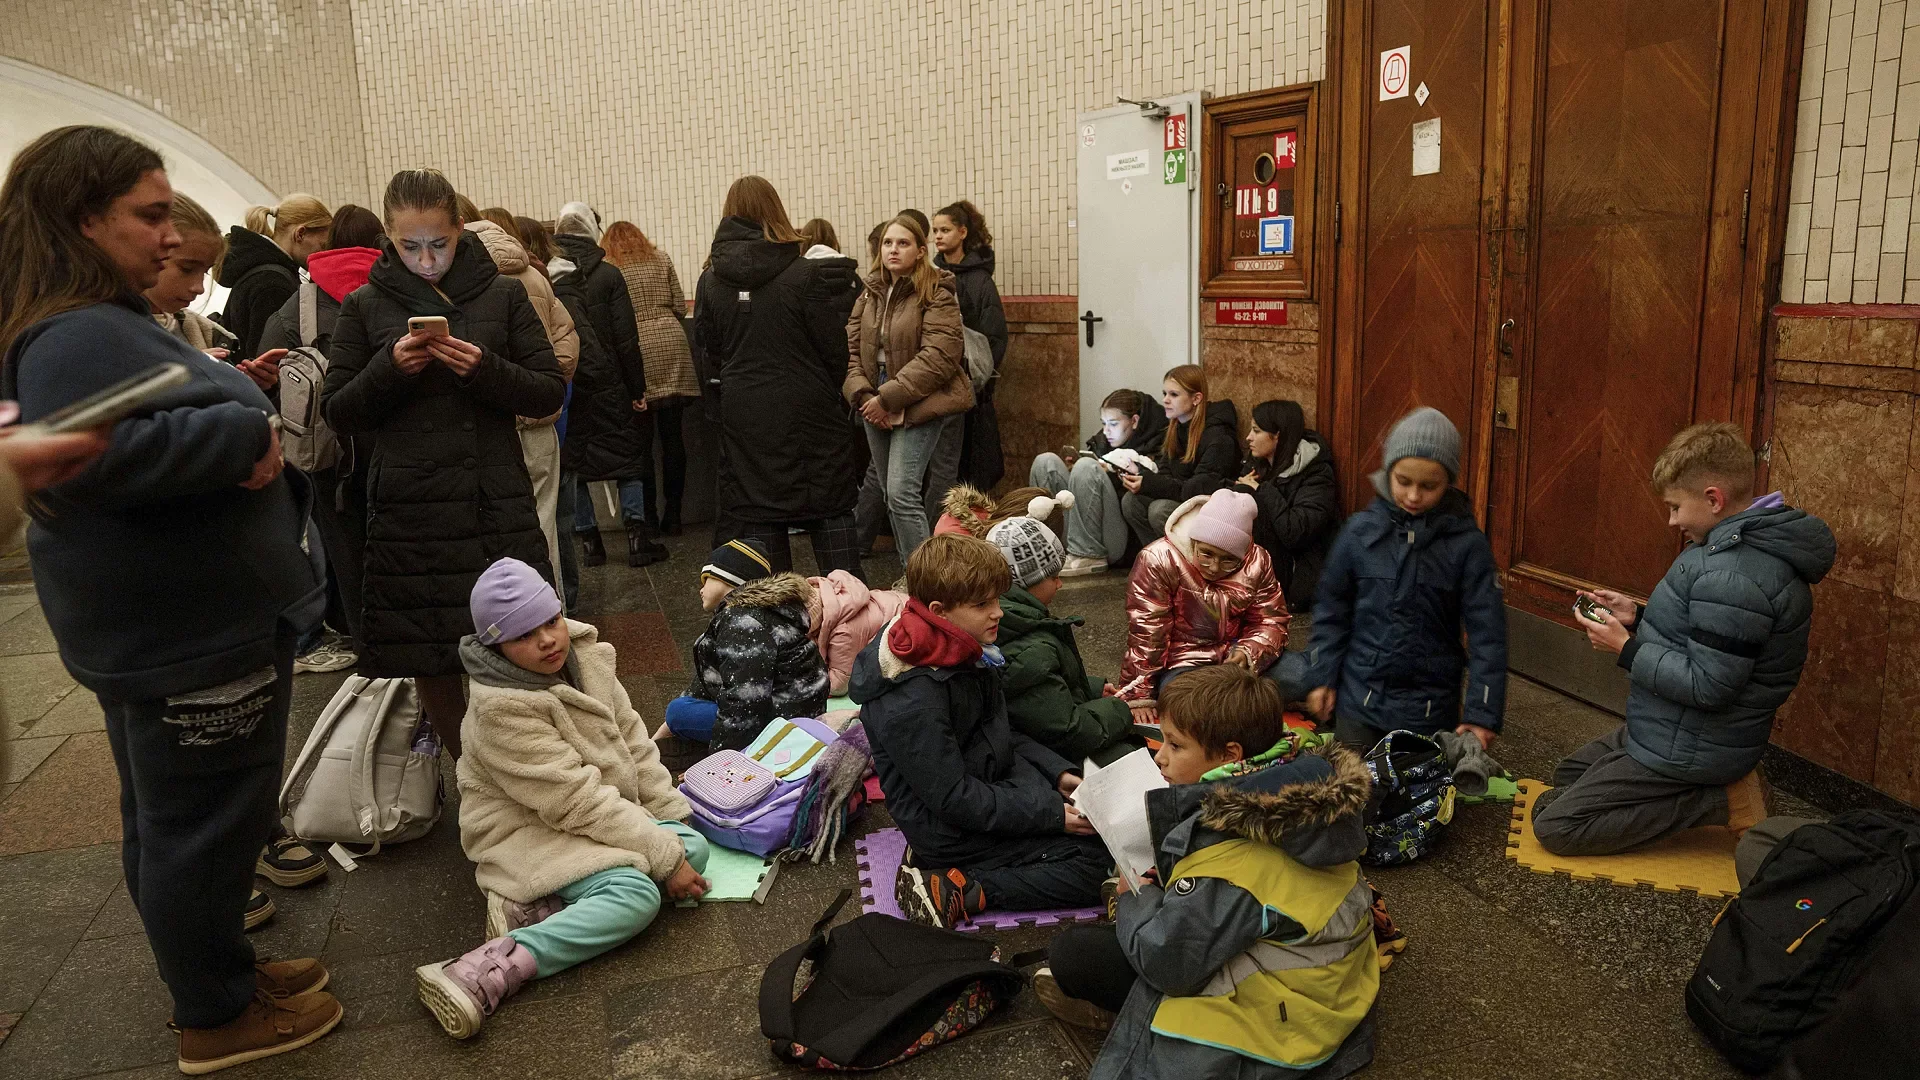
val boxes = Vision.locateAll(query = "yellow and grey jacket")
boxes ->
[1091,744,1378,1080]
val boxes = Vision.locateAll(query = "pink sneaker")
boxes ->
[414,936,536,1039]
[485,890,567,938]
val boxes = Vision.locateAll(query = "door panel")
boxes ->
[1349,0,1495,510]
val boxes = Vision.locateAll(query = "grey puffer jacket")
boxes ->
[1620,500,1835,784]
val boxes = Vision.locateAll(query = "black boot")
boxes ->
[659,506,683,538]
[626,526,669,568]
[580,530,607,567]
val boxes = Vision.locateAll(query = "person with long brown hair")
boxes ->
[843,214,972,559]
[1121,364,1242,545]
[216,193,332,361]
[0,125,341,1071]
[931,199,1009,493]
[692,175,864,575]
[602,219,698,535]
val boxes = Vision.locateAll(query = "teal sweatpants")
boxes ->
[507,820,710,977]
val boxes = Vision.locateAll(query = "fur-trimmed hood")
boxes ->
[1146,745,1371,875]
[935,484,995,539]
[723,571,815,611]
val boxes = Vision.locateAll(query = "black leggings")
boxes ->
[653,399,687,524]
[1046,923,1135,1014]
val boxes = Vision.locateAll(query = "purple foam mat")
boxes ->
[854,827,1108,933]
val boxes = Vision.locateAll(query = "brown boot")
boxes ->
[1724,769,1771,837]
[256,957,329,998]
[175,990,343,1074]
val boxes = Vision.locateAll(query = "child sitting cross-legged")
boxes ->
[852,533,1111,927]
[1036,664,1379,1079]
[416,558,711,1039]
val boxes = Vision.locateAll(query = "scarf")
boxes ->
[886,598,990,669]
[1199,729,1336,784]
[783,722,874,864]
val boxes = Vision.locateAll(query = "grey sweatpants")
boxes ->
[1530,726,1731,856]
[1121,491,1179,547]
[1029,452,1129,561]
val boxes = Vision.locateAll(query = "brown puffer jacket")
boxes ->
[843,268,972,427]
[467,220,577,427]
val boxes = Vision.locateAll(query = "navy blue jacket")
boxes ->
[848,629,1076,867]
[7,297,325,701]
[1304,488,1507,734]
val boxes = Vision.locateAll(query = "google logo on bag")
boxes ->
[1795,898,1814,911]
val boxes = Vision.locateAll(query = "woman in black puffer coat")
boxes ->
[1231,399,1340,611]
[932,200,1009,493]
[323,170,565,758]
[551,202,665,568]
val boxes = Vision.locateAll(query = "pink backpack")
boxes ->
[681,715,838,856]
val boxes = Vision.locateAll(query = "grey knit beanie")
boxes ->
[1382,406,1462,480]
[988,516,1064,589]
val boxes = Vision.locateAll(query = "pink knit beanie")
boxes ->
[1185,489,1257,558]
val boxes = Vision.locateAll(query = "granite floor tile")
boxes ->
[242,990,610,1080]
[83,882,142,940]
[0,908,94,1016]
[319,830,482,962]
[0,652,79,737]
[28,688,105,738]
[590,612,685,676]
[0,604,58,657]
[0,732,120,856]
[3,731,64,782]
[606,962,769,1080]
[0,934,175,1079]
[515,897,745,1005]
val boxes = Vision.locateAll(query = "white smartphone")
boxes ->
[28,363,190,434]
[407,316,450,337]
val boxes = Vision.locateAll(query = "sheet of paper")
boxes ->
[1412,118,1441,176]
[679,844,777,906]
[1071,747,1168,892]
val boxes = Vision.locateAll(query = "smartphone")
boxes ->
[407,316,450,337]
[28,363,190,434]
[1573,595,1609,625]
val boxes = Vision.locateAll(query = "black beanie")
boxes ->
[701,539,773,587]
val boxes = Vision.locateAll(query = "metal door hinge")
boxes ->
[1740,188,1751,248]
[1334,200,1342,245]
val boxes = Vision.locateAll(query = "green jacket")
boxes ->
[997,585,1140,766]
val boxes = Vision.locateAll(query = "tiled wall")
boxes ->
[1783,0,1920,303]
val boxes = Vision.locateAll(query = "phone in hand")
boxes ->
[407,316,450,337]
[1573,595,1609,625]
[26,363,190,434]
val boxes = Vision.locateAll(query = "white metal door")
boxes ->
[1075,93,1200,435]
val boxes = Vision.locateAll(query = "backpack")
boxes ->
[759,890,1024,1070]
[277,283,341,472]
[279,676,442,853]
[682,716,839,856]
[961,326,994,394]
[1359,730,1456,867]
[1685,811,1920,1073]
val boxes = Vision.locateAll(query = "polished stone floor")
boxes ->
[0,526,1818,1079]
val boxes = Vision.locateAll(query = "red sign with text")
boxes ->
[1214,299,1289,325]
[1164,114,1189,151]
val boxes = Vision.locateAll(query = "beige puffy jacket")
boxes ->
[467,220,578,427]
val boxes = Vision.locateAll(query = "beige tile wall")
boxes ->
[7,1,1324,298]
[1784,0,1920,304]
[4,0,368,208]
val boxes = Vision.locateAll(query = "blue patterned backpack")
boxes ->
[1360,730,1456,866]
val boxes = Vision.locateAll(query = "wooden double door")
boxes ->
[1326,0,1798,626]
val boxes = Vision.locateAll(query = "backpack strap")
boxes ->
[298,282,318,347]
[805,959,1022,1066]
[279,674,369,816]
[345,678,413,855]
[758,889,853,1041]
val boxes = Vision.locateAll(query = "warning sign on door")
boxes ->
[1274,132,1298,169]
[1258,216,1294,255]
[1380,46,1411,101]
[1107,150,1152,179]
[1214,299,1289,326]
[1164,114,1188,151]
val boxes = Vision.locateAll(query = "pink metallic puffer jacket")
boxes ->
[807,570,908,697]
[1120,495,1291,698]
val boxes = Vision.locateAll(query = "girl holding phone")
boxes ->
[323,169,564,760]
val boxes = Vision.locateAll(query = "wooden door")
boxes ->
[1487,0,1781,621]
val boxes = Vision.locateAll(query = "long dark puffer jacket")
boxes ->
[688,573,831,751]
[1233,402,1340,611]
[936,246,1010,490]
[693,217,862,523]
[215,225,301,361]
[1137,399,1242,503]
[323,231,565,676]
[552,232,650,482]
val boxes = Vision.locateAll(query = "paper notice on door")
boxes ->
[1107,150,1153,179]
[1412,117,1441,176]
[1072,747,1169,892]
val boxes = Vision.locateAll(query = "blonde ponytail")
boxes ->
[243,205,273,234]
[245,194,332,243]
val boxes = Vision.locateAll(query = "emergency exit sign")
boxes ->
[1213,299,1289,325]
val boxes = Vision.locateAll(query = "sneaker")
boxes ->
[255,957,329,998]
[257,835,328,888]
[1101,875,1121,922]
[1032,966,1115,1031]
[485,890,568,939]
[244,889,275,931]
[416,937,537,1039]
[1724,769,1772,837]
[1369,883,1408,971]
[894,864,985,930]
[293,642,356,674]
[174,989,343,1074]
[1059,555,1108,578]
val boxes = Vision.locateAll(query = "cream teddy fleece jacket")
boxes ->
[455,619,692,901]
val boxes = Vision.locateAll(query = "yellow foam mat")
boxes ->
[1506,780,1740,898]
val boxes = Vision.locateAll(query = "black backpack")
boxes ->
[1685,811,1920,1074]
[1359,731,1456,866]
[758,890,1024,1070]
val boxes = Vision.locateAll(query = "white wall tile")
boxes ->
[1886,194,1913,244]
[1856,227,1885,277]
[1836,198,1862,252]
[1783,252,1809,301]
[1815,174,1840,229]
[1864,167,1892,224]
[1787,200,1813,255]
[1874,58,1903,116]
[1880,251,1907,298]
[1810,227,1835,280]
[1841,145,1869,199]
[1847,89,1874,144]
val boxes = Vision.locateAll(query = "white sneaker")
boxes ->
[1059,555,1108,577]
[294,643,357,674]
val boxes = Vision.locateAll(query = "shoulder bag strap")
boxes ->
[807,960,1022,1066]
[346,677,409,854]
[279,674,368,813]
[299,282,318,347]
[757,889,853,1041]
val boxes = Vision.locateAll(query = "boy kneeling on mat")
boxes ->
[416,558,710,1038]
[1534,423,1834,856]
[1038,665,1379,1079]
[852,533,1110,928]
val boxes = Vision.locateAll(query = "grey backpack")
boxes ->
[278,283,340,472]
[279,675,442,854]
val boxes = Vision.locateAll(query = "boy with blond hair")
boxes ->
[1534,423,1835,856]
[849,534,1109,927]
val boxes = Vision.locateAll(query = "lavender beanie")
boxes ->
[471,558,563,645]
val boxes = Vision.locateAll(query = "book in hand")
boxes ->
[1071,747,1168,893]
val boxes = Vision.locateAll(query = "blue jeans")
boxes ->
[665,695,718,742]
[573,477,649,531]
[506,824,710,977]
[864,415,957,560]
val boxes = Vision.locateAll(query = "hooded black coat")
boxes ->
[1084,388,1170,498]
[1232,401,1341,611]
[322,231,565,677]
[215,225,300,361]
[936,246,1010,489]
[1137,399,1242,502]
[552,234,651,482]
[692,217,862,523]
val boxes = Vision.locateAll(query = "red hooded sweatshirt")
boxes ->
[306,246,379,303]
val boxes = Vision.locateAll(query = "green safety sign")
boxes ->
[1163,149,1187,185]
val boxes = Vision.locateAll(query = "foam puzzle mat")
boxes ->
[855,827,1108,932]
[1506,780,1740,898]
